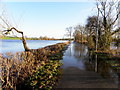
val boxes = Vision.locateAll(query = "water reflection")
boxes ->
[87,50,119,85]
[62,42,88,70]
[73,43,88,59]
[62,42,119,85]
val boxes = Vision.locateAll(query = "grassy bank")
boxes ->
[0,42,70,89]
[1,36,20,40]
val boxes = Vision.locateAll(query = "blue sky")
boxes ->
[3,2,96,38]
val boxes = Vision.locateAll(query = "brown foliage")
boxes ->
[0,42,69,89]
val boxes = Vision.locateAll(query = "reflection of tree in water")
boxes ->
[68,42,117,80]
[97,60,111,78]
[73,42,94,70]
[66,43,72,56]
[73,42,88,59]
[68,42,116,78]
[84,50,95,71]
[70,43,72,56]
[86,52,117,79]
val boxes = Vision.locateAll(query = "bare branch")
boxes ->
[0,16,10,28]
[3,27,30,51]
[111,27,120,35]
[110,12,120,27]
[96,2,104,17]
[0,23,6,29]
[106,2,113,17]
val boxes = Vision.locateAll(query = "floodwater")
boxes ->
[62,42,88,70]
[59,42,119,88]
[0,40,67,53]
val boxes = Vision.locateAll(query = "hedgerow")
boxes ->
[0,42,69,90]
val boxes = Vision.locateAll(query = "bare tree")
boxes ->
[85,16,98,49]
[73,28,81,43]
[74,25,85,44]
[3,27,30,51]
[66,26,73,41]
[0,10,30,51]
[96,0,120,50]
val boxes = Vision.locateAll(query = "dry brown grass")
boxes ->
[0,42,70,89]
[0,51,39,89]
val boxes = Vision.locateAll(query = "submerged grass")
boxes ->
[89,50,120,78]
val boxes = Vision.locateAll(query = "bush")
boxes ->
[27,60,62,89]
[0,52,36,89]
[0,42,69,89]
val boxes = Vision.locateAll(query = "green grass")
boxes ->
[1,36,20,40]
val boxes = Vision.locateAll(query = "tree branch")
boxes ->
[0,16,10,28]
[96,2,104,17]
[111,28,120,35]
[110,12,120,27]
[3,27,30,51]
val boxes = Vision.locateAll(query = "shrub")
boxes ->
[0,52,37,89]
[0,42,69,89]
[27,60,62,89]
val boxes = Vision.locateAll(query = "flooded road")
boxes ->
[57,42,119,89]
[62,42,88,70]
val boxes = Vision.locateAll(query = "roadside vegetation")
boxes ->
[0,42,69,89]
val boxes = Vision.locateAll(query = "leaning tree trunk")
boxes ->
[21,33,30,51]
[4,27,30,51]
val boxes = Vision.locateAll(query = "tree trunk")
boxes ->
[5,27,30,51]
[21,33,30,51]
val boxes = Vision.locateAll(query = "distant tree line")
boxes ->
[1,35,71,41]
[39,36,55,40]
